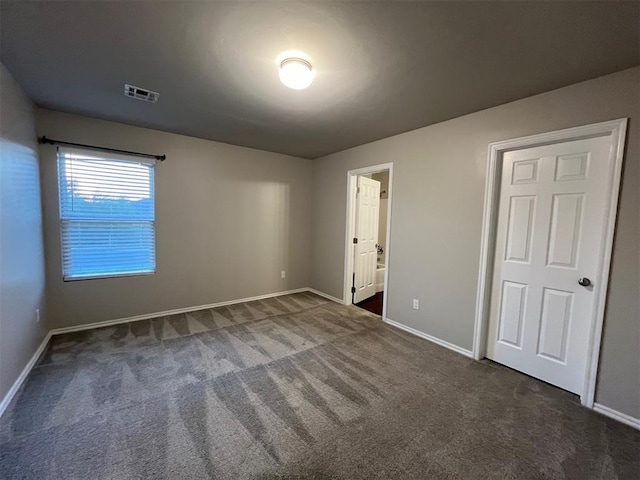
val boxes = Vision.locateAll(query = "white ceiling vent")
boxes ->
[124,84,159,103]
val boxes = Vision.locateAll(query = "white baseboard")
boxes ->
[593,403,640,430]
[50,287,310,335]
[307,288,344,304]
[385,317,475,359]
[0,331,52,418]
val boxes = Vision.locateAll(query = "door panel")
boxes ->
[537,288,573,363]
[353,176,380,304]
[546,193,584,268]
[555,153,589,181]
[512,158,539,184]
[497,281,527,348]
[487,136,612,395]
[505,196,536,263]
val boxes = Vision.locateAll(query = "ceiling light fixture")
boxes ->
[279,57,313,90]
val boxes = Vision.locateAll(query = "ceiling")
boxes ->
[1,1,639,159]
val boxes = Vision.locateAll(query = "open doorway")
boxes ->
[344,163,393,319]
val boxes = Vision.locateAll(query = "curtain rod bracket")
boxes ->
[38,136,166,161]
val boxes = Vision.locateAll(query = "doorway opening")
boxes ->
[344,163,393,319]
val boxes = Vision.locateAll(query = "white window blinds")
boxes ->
[57,147,156,280]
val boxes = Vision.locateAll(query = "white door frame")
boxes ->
[344,162,394,320]
[473,119,628,407]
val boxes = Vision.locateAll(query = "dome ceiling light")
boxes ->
[279,57,313,90]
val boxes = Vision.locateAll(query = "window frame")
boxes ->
[56,147,157,282]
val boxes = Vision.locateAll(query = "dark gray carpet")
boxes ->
[1,292,638,479]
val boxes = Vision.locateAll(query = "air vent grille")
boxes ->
[124,84,159,103]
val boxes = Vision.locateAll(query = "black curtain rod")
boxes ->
[38,136,166,161]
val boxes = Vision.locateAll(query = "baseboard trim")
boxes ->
[0,331,52,418]
[50,288,310,335]
[593,403,640,430]
[307,288,344,304]
[385,317,475,359]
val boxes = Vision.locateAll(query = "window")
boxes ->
[57,147,156,280]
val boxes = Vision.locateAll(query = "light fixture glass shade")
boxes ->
[279,58,313,90]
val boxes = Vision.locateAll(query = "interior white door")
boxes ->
[487,136,613,395]
[353,176,380,304]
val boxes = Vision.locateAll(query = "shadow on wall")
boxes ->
[230,180,292,292]
[189,157,299,294]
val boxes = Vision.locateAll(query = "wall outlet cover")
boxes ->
[412,299,419,310]
[281,271,286,278]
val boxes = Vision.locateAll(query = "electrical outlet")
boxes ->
[412,299,419,310]
[281,270,286,279]
[36,309,40,323]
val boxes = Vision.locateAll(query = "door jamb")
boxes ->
[472,118,628,407]
[344,162,394,321]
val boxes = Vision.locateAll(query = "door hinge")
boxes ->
[351,287,356,294]
[356,186,360,195]
[353,237,358,244]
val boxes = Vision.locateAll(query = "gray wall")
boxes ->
[0,64,47,402]
[38,110,312,329]
[310,67,640,419]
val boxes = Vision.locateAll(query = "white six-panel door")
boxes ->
[354,176,380,304]
[487,136,612,394]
